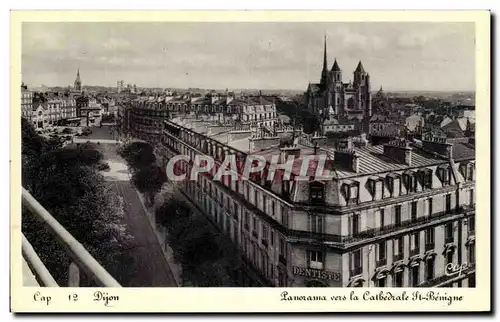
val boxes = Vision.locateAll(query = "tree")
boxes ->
[131,165,167,206]
[21,118,134,286]
[117,141,156,171]
[300,109,321,134]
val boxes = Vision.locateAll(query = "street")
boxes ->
[87,126,177,287]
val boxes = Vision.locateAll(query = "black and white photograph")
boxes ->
[10,10,491,313]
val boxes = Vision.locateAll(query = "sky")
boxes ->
[21,22,475,91]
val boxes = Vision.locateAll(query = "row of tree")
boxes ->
[117,141,243,286]
[21,118,134,286]
[117,141,167,207]
[155,197,242,286]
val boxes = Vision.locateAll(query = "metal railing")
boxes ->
[21,187,121,287]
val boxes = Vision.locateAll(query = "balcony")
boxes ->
[21,187,121,287]
[425,243,435,251]
[288,206,474,246]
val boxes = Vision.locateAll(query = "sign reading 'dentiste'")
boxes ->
[292,266,341,281]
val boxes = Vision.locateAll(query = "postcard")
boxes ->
[10,10,490,313]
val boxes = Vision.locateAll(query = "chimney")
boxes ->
[421,135,453,158]
[280,146,301,163]
[334,148,359,173]
[383,139,412,166]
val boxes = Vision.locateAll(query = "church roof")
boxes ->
[308,83,321,93]
[355,61,365,73]
[331,59,341,72]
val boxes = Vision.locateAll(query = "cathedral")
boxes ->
[305,36,372,120]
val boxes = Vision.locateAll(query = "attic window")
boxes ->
[418,169,433,190]
[402,171,417,193]
[367,177,384,201]
[309,181,325,204]
[386,174,400,197]
[341,181,359,206]
[460,162,474,181]
[437,166,452,186]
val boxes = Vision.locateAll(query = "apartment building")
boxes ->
[158,117,475,288]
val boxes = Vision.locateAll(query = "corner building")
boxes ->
[159,116,475,288]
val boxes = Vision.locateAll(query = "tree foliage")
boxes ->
[131,165,167,206]
[155,196,240,286]
[117,141,156,171]
[21,118,134,286]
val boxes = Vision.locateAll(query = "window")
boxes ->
[411,266,420,287]
[375,181,384,200]
[411,201,418,222]
[270,231,274,246]
[446,251,454,266]
[394,271,404,287]
[468,217,475,234]
[395,206,402,227]
[278,268,287,287]
[310,182,325,204]
[244,212,250,230]
[394,237,404,258]
[425,228,435,248]
[252,216,257,232]
[350,249,362,276]
[375,277,386,287]
[233,202,239,220]
[351,213,360,235]
[309,214,324,234]
[468,244,475,264]
[271,201,276,217]
[428,198,433,217]
[377,241,386,262]
[469,189,474,205]
[445,223,454,243]
[262,195,267,212]
[445,194,452,212]
[438,167,452,186]
[281,210,289,228]
[410,232,420,253]
[468,275,476,287]
[426,257,435,281]
[254,189,259,207]
[380,209,385,228]
[279,237,286,256]
[246,184,250,199]
[307,250,324,270]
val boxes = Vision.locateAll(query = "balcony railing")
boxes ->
[21,187,121,287]
[288,206,474,245]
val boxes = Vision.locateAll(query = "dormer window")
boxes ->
[309,181,325,204]
[437,165,452,186]
[418,169,433,190]
[367,176,384,201]
[341,181,359,206]
[460,162,475,181]
[403,171,417,193]
[386,173,400,197]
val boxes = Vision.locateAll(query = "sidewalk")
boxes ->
[135,187,183,287]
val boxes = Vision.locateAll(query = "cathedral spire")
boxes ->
[322,33,328,72]
[74,68,82,91]
[320,33,328,86]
